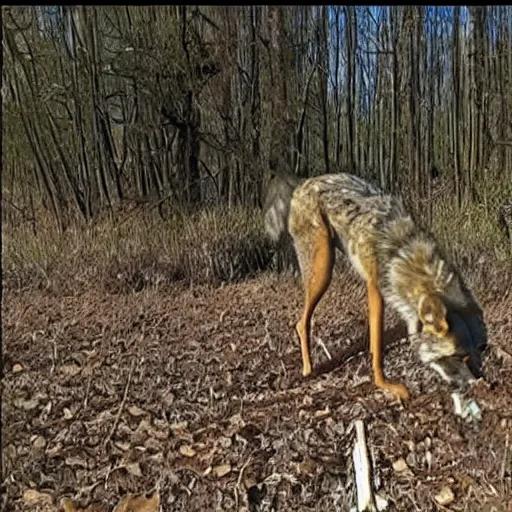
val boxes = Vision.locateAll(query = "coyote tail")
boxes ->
[263,160,303,243]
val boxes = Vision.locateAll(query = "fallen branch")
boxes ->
[353,420,377,512]
[104,358,135,445]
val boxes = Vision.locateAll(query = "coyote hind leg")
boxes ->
[292,217,334,377]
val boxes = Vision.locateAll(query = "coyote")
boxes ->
[265,170,487,403]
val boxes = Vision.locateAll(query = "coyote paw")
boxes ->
[302,363,312,378]
[377,380,410,401]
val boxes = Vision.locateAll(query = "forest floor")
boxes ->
[3,269,512,511]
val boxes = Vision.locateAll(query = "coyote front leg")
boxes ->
[367,280,410,400]
[295,224,334,377]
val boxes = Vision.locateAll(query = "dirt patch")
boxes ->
[2,271,512,511]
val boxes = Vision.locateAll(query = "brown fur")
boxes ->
[267,172,487,400]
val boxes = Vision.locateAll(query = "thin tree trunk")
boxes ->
[452,6,463,207]
[344,7,358,174]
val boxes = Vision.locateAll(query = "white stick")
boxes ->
[353,420,377,512]
[316,337,332,361]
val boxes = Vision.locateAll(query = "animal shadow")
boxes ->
[313,323,408,377]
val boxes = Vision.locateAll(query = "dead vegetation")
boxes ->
[3,4,512,510]
[2,203,512,511]
[2,206,272,294]
[3,259,512,511]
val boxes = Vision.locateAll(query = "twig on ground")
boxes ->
[316,337,332,361]
[104,358,135,445]
[83,374,92,411]
[500,431,509,481]
[234,451,255,510]
[353,419,377,512]
[264,318,274,351]
[49,337,58,375]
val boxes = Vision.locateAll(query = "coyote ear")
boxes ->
[418,293,449,338]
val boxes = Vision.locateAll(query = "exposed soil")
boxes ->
[2,270,512,511]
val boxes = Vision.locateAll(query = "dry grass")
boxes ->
[3,171,511,297]
[2,205,272,294]
[432,202,511,267]
[401,172,512,267]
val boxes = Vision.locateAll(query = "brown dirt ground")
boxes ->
[2,269,512,512]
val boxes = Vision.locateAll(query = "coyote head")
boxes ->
[415,293,487,385]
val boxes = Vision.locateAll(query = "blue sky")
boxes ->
[324,6,480,116]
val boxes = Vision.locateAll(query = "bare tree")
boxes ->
[3,6,511,233]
